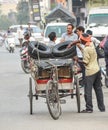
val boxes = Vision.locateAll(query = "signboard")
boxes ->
[50,0,56,9]
[32,0,41,21]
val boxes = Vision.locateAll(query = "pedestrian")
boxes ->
[17,25,24,47]
[60,23,78,43]
[103,35,108,85]
[26,23,32,36]
[7,27,11,34]
[6,27,12,37]
[48,32,56,48]
[67,33,105,113]
[86,29,100,47]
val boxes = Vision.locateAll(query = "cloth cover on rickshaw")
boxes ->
[34,59,73,79]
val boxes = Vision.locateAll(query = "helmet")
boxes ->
[24,31,30,40]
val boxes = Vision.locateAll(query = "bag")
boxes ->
[96,45,105,58]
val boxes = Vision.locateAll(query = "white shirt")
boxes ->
[76,44,85,58]
[17,28,24,39]
[47,41,55,48]
[91,37,100,47]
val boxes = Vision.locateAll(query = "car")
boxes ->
[9,24,43,46]
[43,22,69,44]
[85,7,108,41]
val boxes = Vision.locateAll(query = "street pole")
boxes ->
[28,0,33,21]
[68,0,72,12]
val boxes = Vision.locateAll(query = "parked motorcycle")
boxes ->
[5,34,15,53]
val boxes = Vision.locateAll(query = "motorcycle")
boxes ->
[20,42,31,74]
[5,34,15,53]
[0,35,4,47]
[20,30,36,74]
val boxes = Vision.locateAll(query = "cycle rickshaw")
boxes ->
[28,58,81,120]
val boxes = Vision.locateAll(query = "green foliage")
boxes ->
[0,15,13,30]
[16,1,29,24]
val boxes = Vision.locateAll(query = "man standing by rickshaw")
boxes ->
[67,33,105,113]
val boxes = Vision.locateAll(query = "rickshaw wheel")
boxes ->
[29,77,33,114]
[46,80,61,120]
[75,76,80,113]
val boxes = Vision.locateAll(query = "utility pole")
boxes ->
[28,0,33,21]
[67,0,72,12]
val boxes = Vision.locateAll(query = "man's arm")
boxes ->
[60,33,65,43]
[60,38,65,43]
[75,43,87,65]
[76,43,83,53]
[67,40,80,48]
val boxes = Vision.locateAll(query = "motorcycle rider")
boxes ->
[22,31,31,47]
[22,30,35,46]
[20,31,31,74]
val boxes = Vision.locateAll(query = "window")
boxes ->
[45,25,67,37]
[89,14,108,25]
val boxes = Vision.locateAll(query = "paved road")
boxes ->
[0,46,108,130]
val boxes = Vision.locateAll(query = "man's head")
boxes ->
[24,31,30,40]
[28,23,31,28]
[80,33,91,44]
[48,32,56,42]
[20,25,23,29]
[76,26,85,36]
[86,30,93,36]
[67,24,74,35]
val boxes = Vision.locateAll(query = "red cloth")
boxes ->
[100,36,108,48]
[80,34,91,42]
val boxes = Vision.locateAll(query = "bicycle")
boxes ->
[28,58,81,120]
[45,61,61,120]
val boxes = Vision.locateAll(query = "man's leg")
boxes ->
[18,39,22,47]
[93,71,105,111]
[20,38,23,47]
[84,75,95,111]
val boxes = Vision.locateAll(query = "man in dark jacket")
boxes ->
[104,36,108,77]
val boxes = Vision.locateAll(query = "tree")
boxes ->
[0,15,13,30]
[16,1,29,24]
[0,4,13,30]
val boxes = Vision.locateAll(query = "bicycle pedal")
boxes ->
[60,99,66,104]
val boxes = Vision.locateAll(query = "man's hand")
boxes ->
[67,43,72,48]
[60,39,65,43]
[67,40,80,49]
[76,43,81,48]
[73,56,79,61]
